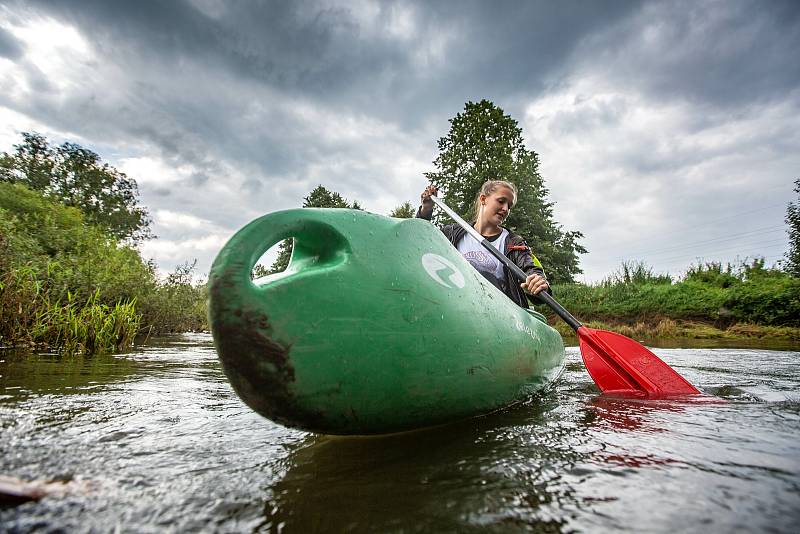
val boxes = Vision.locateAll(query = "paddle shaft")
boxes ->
[429,195,582,331]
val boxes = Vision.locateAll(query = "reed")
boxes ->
[36,291,140,355]
[1,183,208,352]
[1,267,140,355]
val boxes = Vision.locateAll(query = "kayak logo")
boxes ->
[421,253,465,289]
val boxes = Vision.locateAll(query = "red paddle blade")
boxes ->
[577,327,700,397]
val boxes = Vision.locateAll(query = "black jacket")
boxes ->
[417,209,550,308]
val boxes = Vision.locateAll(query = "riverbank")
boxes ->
[1,182,208,355]
[541,260,799,349]
[3,178,797,356]
[547,316,800,349]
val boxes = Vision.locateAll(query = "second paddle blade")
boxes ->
[578,327,701,397]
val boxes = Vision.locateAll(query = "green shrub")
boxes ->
[724,276,800,326]
[0,182,155,306]
[547,259,798,327]
[604,260,673,286]
[684,261,740,288]
[0,182,207,352]
[137,261,208,334]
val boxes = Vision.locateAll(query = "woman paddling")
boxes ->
[417,180,550,308]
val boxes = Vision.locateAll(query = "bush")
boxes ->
[0,182,155,306]
[684,261,740,288]
[0,182,207,353]
[724,275,800,326]
[604,260,672,286]
[546,259,798,327]
[137,261,208,334]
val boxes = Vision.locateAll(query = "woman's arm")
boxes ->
[416,185,438,220]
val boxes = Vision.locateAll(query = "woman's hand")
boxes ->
[520,273,549,295]
[420,185,438,205]
[419,185,438,217]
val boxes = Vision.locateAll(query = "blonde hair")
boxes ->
[471,180,518,221]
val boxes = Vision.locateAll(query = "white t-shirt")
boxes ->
[456,229,508,290]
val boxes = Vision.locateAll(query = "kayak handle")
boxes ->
[210,209,351,293]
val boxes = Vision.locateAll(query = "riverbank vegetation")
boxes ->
[546,260,800,343]
[2,128,798,355]
[1,135,207,355]
[0,182,207,354]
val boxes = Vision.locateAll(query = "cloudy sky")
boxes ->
[1,0,798,283]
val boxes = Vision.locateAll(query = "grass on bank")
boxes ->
[544,260,800,342]
[548,317,800,343]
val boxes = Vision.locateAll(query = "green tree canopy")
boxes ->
[0,181,208,343]
[266,185,360,273]
[0,132,152,242]
[785,178,800,277]
[302,185,353,209]
[0,181,156,307]
[424,99,586,283]
[389,201,415,218]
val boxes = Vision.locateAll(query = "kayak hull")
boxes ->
[208,208,565,435]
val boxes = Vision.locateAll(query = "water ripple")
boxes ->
[1,335,798,532]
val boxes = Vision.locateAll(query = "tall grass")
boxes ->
[32,291,140,355]
[546,259,800,328]
[0,268,140,354]
[1,183,208,354]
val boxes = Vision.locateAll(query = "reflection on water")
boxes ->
[0,350,137,401]
[262,399,585,532]
[1,335,799,532]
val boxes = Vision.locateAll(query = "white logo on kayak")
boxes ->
[421,253,465,289]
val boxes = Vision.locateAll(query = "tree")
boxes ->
[0,132,152,242]
[389,201,415,218]
[302,185,353,209]
[424,100,586,283]
[251,263,271,280]
[268,185,360,273]
[0,132,54,191]
[785,178,800,277]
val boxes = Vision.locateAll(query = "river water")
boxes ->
[1,333,798,533]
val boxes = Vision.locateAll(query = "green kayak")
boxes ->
[208,208,565,435]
